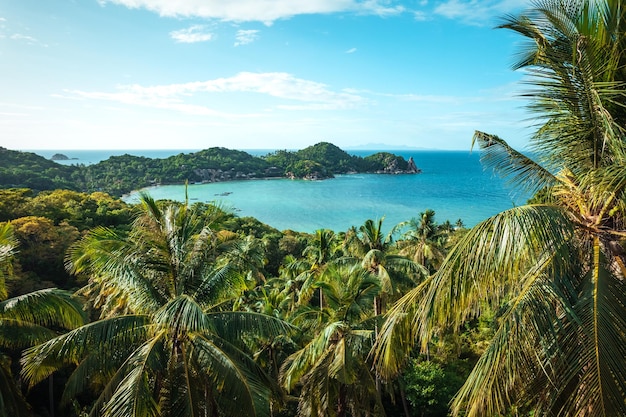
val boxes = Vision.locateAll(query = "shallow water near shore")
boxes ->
[121,150,526,233]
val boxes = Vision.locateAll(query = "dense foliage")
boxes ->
[376,1,626,416]
[2,1,625,416]
[0,186,468,417]
[264,142,415,179]
[0,147,79,191]
[0,143,418,197]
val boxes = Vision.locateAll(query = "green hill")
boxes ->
[0,143,419,196]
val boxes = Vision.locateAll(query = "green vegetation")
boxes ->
[0,187,467,417]
[0,143,419,197]
[376,1,626,416]
[0,223,85,417]
[22,195,290,417]
[0,148,79,191]
[264,142,419,179]
[0,1,625,416]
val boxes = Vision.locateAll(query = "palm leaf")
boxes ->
[0,288,85,330]
[0,357,30,417]
[189,333,274,417]
[551,240,626,416]
[21,315,150,387]
[99,336,163,417]
[472,130,557,194]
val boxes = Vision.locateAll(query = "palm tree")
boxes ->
[21,195,290,417]
[344,218,422,316]
[0,223,85,417]
[376,1,626,416]
[295,229,342,309]
[280,264,384,417]
[394,209,449,273]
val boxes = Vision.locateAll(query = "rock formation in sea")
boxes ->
[50,153,70,161]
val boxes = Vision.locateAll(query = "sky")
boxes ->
[0,0,535,151]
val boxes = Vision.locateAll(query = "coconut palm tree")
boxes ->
[21,195,290,417]
[375,1,626,416]
[0,223,85,417]
[343,218,423,316]
[394,209,449,273]
[280,264,384,417]
[295,229,342,309]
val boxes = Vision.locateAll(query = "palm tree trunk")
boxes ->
[400,384,411,417]
[374,296,382,396]
[337,385,347,417]
[319,287,323,310]
[48,374,54,417]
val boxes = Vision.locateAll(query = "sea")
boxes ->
[30,149,528,233]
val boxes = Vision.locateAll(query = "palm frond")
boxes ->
[416,205,575,340]
[21,315,150,387]
[99,336,163,417]
[280,321,346,391]
[154,295,210,335]
[472,130,557,194]
[207,311,293,343]
[0,288,85,331]
[0,223,18,301]
[551,240,626,416]
[189,333,274,417]
[373,279,431,379]
[0,358,30,417]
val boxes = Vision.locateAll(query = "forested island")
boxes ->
[0,142,419,197]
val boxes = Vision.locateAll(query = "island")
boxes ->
[50,153,70,161]
[0,142,420,197]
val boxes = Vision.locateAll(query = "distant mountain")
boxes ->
[343,143,434,151]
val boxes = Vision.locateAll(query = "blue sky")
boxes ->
[0,0,533,151]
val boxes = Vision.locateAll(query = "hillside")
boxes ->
[0,143,419,196]
[0,147,80,191]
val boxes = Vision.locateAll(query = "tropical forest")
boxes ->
[1,1,625,416]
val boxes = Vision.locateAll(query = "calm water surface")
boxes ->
[119,150,526,232]
[31,149,525,232]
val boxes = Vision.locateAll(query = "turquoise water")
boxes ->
[31,149,525,232]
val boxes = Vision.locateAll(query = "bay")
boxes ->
[31,149,526,232]
[127,150,525,232]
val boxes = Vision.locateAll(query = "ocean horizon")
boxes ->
[29,148,527,233]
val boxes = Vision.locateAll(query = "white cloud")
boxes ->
[345,47,356,53]
[98,0,405,24]
[170,25,214,43]
[357,0,404,16]
[65,72,367,115]
[413,11,428,21]
[6,33,48,47]
[434,0,528,25]
[234,29,259,46]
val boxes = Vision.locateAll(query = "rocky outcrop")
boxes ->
[378,156,421,174]
[406,157,421,173]
[51,153,70,161]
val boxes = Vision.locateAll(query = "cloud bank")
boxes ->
[98,0,404,24]
[433,0,528,25]
[66,72,366,115]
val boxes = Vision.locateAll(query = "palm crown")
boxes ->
[375,1,626,416]
[21,194,290,417]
